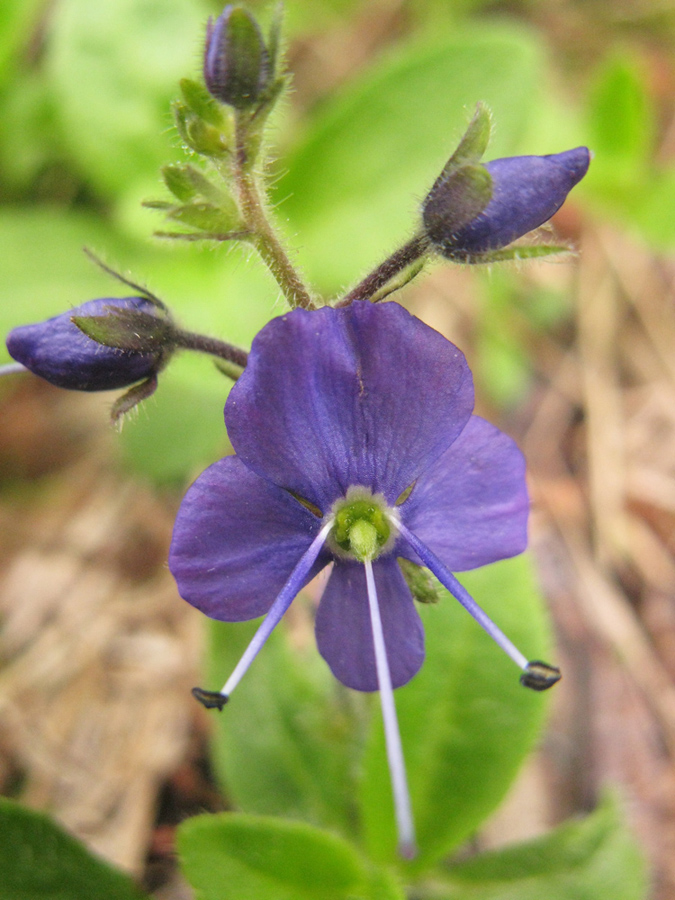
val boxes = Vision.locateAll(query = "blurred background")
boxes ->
[2,0,675,896]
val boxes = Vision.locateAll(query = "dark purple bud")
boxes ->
[424,147,590,261]
[203,6,270,110]
[6,297,170,392]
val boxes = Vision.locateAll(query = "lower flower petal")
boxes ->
[400,415,528,571]
[315,557,424,692]
[169,455,328,621]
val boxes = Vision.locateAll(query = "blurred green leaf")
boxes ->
[177,812,401,900]
[586,54,653,183]
[360,555,553,871]
[434,793,648,900]
[0,0,44,84]
[278,25,580,294]
[0,796,150,900]
[207,609,361,835]
[46,0,200,200]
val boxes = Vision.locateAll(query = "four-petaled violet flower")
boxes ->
[169,299,560,856]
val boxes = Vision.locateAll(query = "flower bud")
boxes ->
[6,297,171,392]
[203,6,271,110]
[423,147,590,261]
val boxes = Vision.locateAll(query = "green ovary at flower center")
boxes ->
[329,491,395,562]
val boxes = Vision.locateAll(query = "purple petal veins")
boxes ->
[225,300,474,511]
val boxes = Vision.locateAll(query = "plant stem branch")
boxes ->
[338,234,429,306]
[232,113,314,310]
[174,329,248,369]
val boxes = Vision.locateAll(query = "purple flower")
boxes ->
[423,147,590,261]
[5,297,169,392]
[169,300,559,855]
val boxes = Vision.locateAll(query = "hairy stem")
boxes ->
[232,113,314,310]
[338,234,429,307]
[173,329,248,369]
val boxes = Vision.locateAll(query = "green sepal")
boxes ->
[213,358,244,381]
[266,3,285,78]
[447,101,492,169]
[111,374,159,423]
[464,242,573,264]
[399,559,442,604]
[72,308,174,352]
[179,77,227,129]
[141,199,175,211]
[423,163,493,238]
[167,200,242,233]
[161,164,228,205]
[173,101,230,157]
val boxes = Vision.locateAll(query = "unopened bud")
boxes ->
[6,297,172,392]
[423,147,590,262]
[203,6,271,110]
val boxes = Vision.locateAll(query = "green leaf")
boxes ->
[0,797,150,900]
[177,813,372,900]
[278,25,580,293]
[360,555,553,871]
[206,614,360,835]
[435,794,648,900]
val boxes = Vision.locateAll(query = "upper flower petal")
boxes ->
[225,300,474,511]
[169,454,328,621]
[399,415,528,571]
[315,556,425,692]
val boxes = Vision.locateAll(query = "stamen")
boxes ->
[217,520,332,698]
[397,521,531,672]
[0,362,27,378]
[364,559,417,859]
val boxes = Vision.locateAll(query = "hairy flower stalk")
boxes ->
[170,300,560,855]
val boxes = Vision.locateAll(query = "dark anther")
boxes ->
[520,660,562,692]
[192,686,229,710]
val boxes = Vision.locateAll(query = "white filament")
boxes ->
[364,559,417,858]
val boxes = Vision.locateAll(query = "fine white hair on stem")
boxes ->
[364,558,417,859]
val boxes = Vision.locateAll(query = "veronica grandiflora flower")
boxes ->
[169,300,559,856]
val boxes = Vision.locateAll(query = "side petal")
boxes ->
[315,557,425,692]
[225,301,474,511]
[399,415,528,571]
[169,455,328,621]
